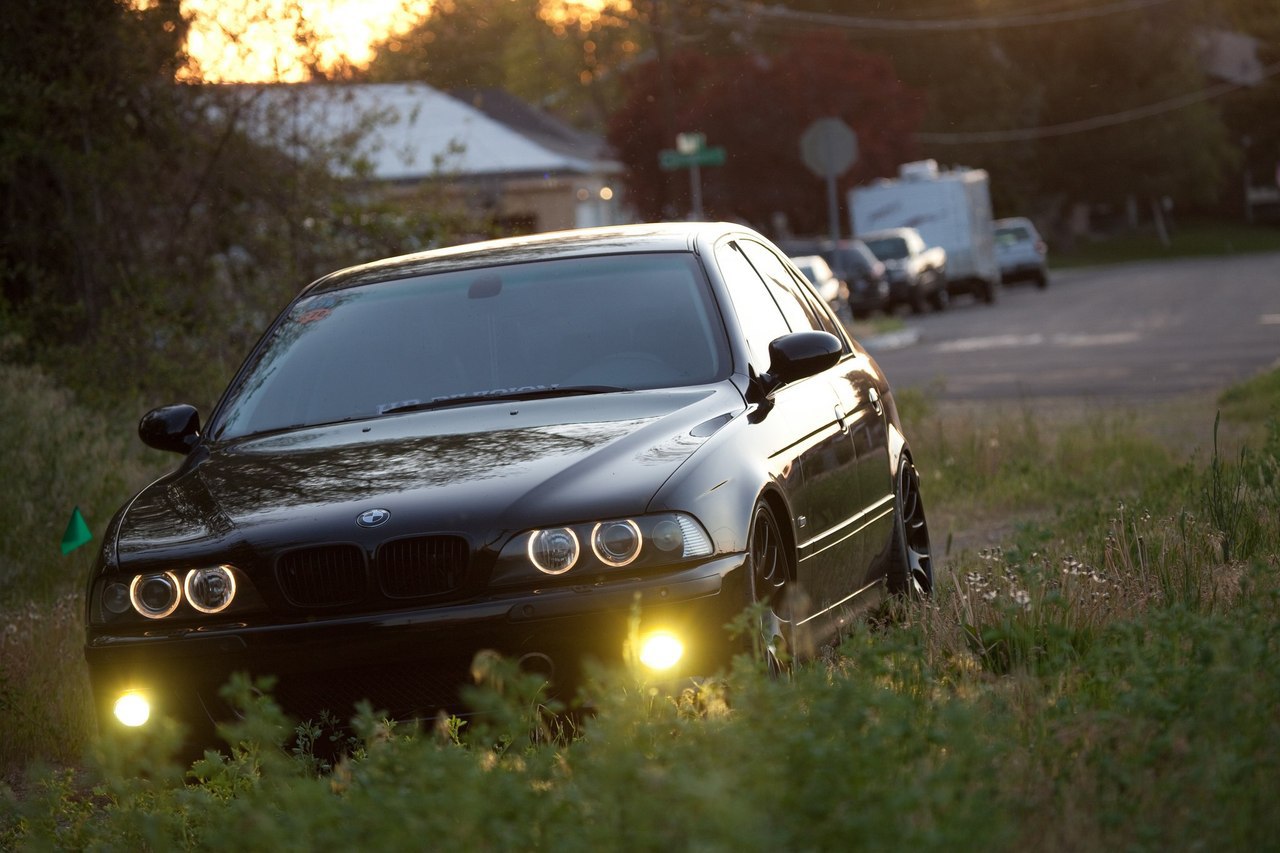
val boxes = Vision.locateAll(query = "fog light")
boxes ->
[639,631,684,671]
[113,692,151,727]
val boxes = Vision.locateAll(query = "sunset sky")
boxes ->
[179,0,433,82]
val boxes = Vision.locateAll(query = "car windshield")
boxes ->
[863,237,909,261]
[211,252,730,439]
[996,226,1032,245]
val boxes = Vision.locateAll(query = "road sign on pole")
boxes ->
[658,133,726,219]
[800,118,858,243]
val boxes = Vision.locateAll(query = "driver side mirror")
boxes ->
[757,331,843,398]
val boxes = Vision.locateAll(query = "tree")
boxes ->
[607,32,924,235]
[0,0,474,407]
[362,0,645,129]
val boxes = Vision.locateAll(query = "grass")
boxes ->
[2,361,1279,850]
[1052,218,1280,268]
[0,362,169,767]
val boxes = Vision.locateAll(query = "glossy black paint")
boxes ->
[85,221,927,746]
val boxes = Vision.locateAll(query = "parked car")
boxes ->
[789,253,847,316]
[994,216,1049,288]
[859,227,949,313]
[816,239,891,319]
[85,222,933,751]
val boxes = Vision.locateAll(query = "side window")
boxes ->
[714,242,792,372]
[739,240,844,340]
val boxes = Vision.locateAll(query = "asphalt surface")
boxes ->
[862,251,1280,401]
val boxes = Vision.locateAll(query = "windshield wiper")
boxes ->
[380,385,631,416]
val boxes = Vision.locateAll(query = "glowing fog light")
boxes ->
[639,632,684,671]
[592,519,641,567]
[113,692,151,727]
[528,528,580,575]
[129,572,181,619]
[184,565,237,613]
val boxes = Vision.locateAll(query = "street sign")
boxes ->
[800,117,858,244]
[800,117,857,179]
[659,146,727,171]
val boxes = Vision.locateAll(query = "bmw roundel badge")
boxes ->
[356,508,391,528]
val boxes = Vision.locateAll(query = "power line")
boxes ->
[917,61,1280,143]
[712,0,1182,33]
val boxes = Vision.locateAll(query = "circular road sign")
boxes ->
[800,118,858,179]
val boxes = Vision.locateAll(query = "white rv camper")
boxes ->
[849,160,1000,304]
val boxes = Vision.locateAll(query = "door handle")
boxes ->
[834,404,849,434]
[868,386,883,416]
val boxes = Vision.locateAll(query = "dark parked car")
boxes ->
[85,222,932,747]
[817,239,891,319]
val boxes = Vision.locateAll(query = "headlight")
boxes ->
[129,572,181,619]
[592,520,641,567]
[93,564,259,624]
[528,528,580,575]
[495,512,713,584]
[184,565,237,613]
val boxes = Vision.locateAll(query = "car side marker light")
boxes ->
[114,692,151,727]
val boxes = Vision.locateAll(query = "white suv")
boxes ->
[993,217,1049,288]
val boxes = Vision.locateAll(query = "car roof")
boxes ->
[994,217,1036,230]
[858,227,916,240]
[788,254,829,269]
[304,221,746,295]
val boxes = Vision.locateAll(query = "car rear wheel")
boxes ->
[746,500,791,674]
[887,458,933,599]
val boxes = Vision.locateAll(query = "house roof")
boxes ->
[240,82,620,182]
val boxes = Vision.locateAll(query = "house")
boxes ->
[236,82,627,234]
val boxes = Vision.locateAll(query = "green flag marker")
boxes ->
[61,506,92,555]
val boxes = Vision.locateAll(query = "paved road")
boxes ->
[865,251,1280,400]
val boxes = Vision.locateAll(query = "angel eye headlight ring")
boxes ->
[528,528,580,575]
[184,565,237,613]
[129,572,181,619]
[592,519,642,567]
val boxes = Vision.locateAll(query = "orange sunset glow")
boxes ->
[174,0,619,83]
[179,0,433,82]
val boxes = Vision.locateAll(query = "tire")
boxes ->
[981,279,999,305]
[909,283,927,315]
[1035,271,1049,289]
[886,458,933,599]
[930,279,950,312]
[745,500,791,674]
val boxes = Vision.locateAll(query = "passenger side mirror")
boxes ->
[139,404,202,455]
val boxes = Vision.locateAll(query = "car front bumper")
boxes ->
[86,553,750,740]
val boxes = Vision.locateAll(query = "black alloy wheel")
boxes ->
[746,500,791,674]
[887,459,933,599]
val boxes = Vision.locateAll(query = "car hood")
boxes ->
[111,386,744,565]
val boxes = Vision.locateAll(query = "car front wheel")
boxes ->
[746,500,791,674]
[887,458,933,599]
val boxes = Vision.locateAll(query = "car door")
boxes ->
[719,238,868,627]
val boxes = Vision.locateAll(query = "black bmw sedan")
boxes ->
[85,222,932,744]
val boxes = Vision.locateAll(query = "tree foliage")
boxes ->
[0,0,472,409]
[363,0,645,130]
[607,32,923,233]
